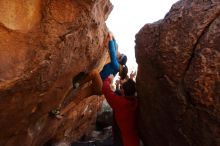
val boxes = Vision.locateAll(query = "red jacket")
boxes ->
[102,78,140,146]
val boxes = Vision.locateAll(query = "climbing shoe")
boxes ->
[49,108,62,119]
[73,82,80,89]
[51,108,60,115]
[55,114,63,120]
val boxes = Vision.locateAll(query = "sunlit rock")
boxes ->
[0,0,112,145]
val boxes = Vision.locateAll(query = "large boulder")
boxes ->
[135,0,220,146]
[0,0,112,145]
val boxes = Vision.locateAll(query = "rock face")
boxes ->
[0,0,112,145]
[135,0,220,146]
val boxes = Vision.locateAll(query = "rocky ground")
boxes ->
[72,100,114,146]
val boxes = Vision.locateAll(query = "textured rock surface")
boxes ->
[135,0,220,146]
[0,0,112,145]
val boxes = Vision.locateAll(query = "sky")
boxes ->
[106,0,179,72]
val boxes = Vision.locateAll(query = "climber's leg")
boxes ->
[90,70,103,95]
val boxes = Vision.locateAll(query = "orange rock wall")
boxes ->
[0,0,112,145]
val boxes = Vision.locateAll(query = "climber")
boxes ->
[49,31,128,119]
[72,31,128,89]
[102,74,140,146]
